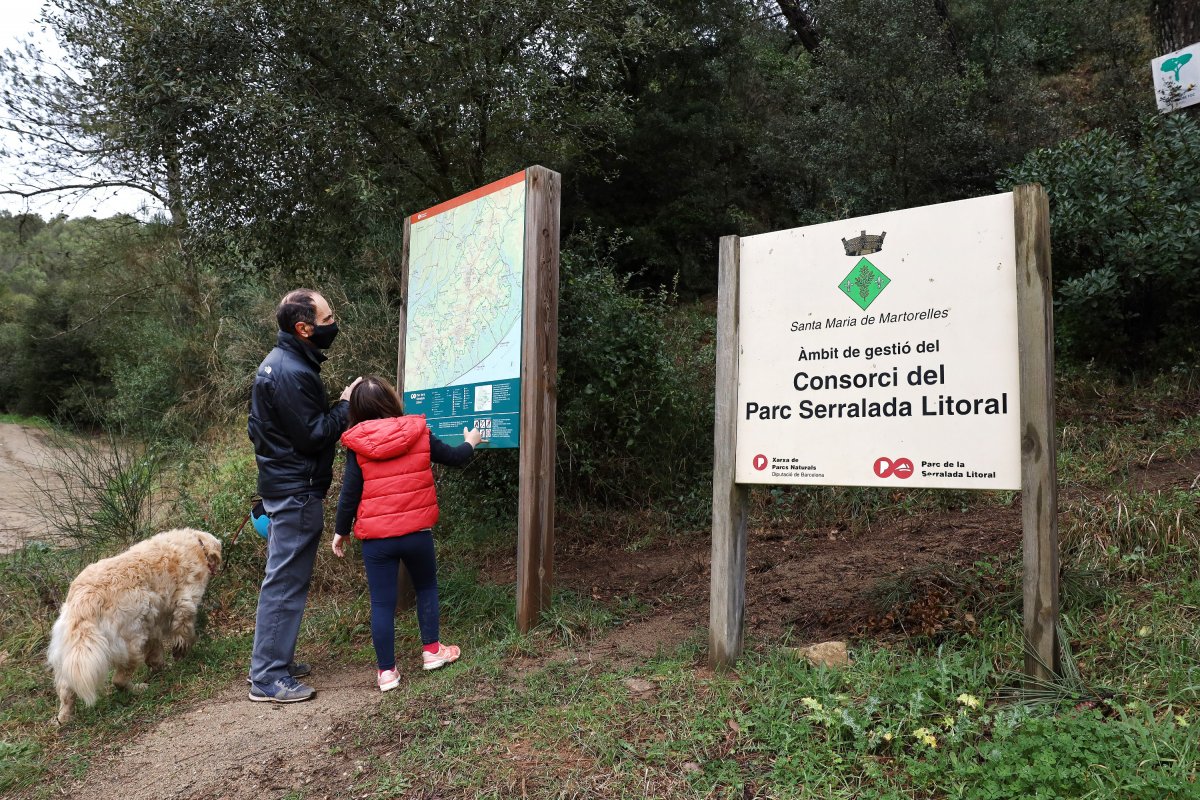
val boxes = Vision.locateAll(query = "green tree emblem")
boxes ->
[839,258,891,310]
[1162,53,1193,82]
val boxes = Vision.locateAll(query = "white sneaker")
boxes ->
[377,668,401,692]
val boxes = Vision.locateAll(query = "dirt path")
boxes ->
[61,508,1027,799]
[73,666,385,800]
[0,423,57,553]
[67,623,713,800]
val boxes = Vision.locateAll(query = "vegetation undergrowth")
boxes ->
[340,572,1197,799]
[0,370,1197,798]
[0,413,52,428]
[0,1,1195,794]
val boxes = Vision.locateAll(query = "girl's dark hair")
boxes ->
[348,375,405,426]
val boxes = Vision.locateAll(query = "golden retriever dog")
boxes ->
[47,528,222,724]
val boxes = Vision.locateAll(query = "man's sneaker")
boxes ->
[377,668,401,692]
[245,662,311,685]
[422,643,461,671]
[248,676,316,703]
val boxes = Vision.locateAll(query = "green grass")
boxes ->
[3,548,1197,798]
[2,368,1199,797]
[0,413,53,428]
[0,582,252,796]
[336,586,1197,799]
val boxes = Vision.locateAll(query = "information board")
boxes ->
[734,193,1021,489]
[403,171,527,448]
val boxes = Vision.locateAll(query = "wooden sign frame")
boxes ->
[709,185,1059,681]
[396,165,561,633]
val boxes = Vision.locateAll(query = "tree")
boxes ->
[0,1,227,227]
[202,0,670,268]
[4,0,671,273]
[775,0,820,52]
[569,0,818,294]
[1153,0,1199,53]
[789,0,1001,216]
[0,212,153,419]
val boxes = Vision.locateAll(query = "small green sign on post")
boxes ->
[1151,42,1200,112]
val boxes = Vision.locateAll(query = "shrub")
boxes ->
[4,283,109,423]
[554,233,713,505]
[433,232,715,526]
[30,423,166,551]
[1003,113,1200,367]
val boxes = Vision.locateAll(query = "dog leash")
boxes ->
[229,496,265,549]
[230,511,253,549]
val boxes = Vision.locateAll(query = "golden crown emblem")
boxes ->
[842,230,886,256]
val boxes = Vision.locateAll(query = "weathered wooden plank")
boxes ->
[710,235,750,670]
[516,166,561,633]
[396,216,411,393]
[393,215,415,612]
[1014,183,1060,681]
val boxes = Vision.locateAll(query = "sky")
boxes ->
[0,0,159,219]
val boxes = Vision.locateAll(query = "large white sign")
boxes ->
[735,193,1021,489]
[1151,42,1199,112]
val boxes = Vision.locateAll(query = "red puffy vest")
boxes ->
[340,415,438,540]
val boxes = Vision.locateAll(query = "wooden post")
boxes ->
[710,235,750,670]
[396,216,412,390]
[392,216,415,612]
[1014,184,1060,681]
[516,166,561,633]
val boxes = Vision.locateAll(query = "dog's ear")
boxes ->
[196,534,222,574]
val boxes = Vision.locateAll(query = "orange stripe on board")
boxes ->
[410,170,527,224]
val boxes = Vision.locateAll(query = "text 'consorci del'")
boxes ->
[744,341,1009,422]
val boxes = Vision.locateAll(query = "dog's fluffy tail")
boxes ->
[47,596,114,707]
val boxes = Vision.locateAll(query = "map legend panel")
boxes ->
[405,379,520,449]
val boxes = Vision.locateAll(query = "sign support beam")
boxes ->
[397,168,561,630]
[1014,183,1060,681]
[516,166,561,633]
[393,216,416,611]
[710,235,749,669]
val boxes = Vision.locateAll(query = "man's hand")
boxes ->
[463,426,485,448]
[340,376,363,402]
[331,533,347,557]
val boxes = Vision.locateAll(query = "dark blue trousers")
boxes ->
[360,529,440,670]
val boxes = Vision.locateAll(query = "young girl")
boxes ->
[332,375,483,691]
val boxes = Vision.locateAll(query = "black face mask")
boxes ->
[309,321,339,349]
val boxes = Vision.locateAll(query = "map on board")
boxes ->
[402,170,527,448]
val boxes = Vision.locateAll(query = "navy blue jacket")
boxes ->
[247,331,350,498]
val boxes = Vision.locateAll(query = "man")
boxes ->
[247,289,359,703]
